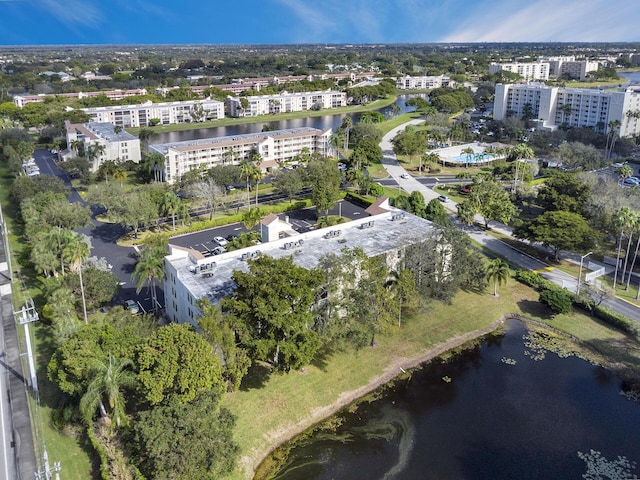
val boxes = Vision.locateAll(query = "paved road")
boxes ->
[380,122,640,322]
[0,204,36,480]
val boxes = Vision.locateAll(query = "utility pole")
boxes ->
[13,300,39,393]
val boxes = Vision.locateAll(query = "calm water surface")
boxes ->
[151,95,422,144]
[262,320,640,480]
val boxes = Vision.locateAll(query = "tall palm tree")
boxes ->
[341,116,352,151]
[239,159,254,207]
[485,259,510,296]
[613,207,635,290]
[80,355,137,428]
[137,127,157,154]
[386,268,416,328]
[606,120,621,159]
[621,211,640,290]
[161,191,180,230]
[132,243,166,311]
[70,139,84,157]
[87,143,106,171]
[63,233,90,324]
[250,150,264,206]
[625,218,640,292]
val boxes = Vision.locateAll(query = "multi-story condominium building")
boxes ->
[163,203,435,325]
[539,56,599,80]
[148,127,333,184]
[61,121,141,171]
[395,75,453,90]
[488,62,550,81]
[81,99,225,128]
[493,83,640,137]
[225,90,347,117]
[12,89,147,108]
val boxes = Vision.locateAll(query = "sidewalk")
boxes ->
[378,120,640,321]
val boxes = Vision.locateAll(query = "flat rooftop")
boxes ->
[166,209,435,305]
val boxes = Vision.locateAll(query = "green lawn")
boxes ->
[220,278,640,480]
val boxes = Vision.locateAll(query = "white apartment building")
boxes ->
[226,90,347,117]
[82,99,225,128]
[62,121,141,171]
[539,56,599,80]
[148,127,333,184]
[493,83,640,137]
[489,62,550,81]
[396,75,453,90]
[163,205,435,325]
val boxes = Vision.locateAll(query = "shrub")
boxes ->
[539,287,573,315]
[594,305,639,337]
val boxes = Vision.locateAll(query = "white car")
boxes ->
[212,246,226,255]
[213,236,228,247]
[125,299,140,314]
[400,173,409,179]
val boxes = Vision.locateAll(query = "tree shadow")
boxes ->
[309,344,335,372]
[239,363,272,391]
[517,299,553,319]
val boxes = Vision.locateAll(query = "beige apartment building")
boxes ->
[148,127,333,184]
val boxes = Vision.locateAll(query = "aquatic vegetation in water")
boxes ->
[501,357,517,365]
[442,376,452,383]
[620,388,640,403]
[577,449,636,479]
[523,330,584,362]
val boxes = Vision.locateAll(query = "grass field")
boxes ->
[220,278,640,479]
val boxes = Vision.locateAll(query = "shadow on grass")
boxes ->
[239,363,272,391]
[309,344,334,372]
[517,299,553,320]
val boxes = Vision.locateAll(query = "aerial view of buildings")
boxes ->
[1,1,640,480]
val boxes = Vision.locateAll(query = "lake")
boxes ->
[260,320,640,480]
[151,95,423,144]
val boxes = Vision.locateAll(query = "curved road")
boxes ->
[379,122,640,321]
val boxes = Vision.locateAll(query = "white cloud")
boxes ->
[39,0,103,29]
[442,0,640,42]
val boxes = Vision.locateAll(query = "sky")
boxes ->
[0,0,638,46]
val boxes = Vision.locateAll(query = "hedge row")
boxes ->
[514,270,639,337]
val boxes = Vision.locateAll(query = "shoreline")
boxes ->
[240,315,510,479]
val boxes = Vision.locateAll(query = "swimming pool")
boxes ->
[449,152,497,163]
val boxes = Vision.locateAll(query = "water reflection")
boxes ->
[263,320,640,480]
[151,95,423,145]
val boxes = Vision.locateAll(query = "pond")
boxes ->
[260,320,640,480]
[151,94,424,144]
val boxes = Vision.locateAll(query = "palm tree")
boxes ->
[606,120,621,159]
[161,191,180,230]
[485,259,510,296]
[222,147,237,166]
[70,139,85,157]
[625,218,640,292]
[341,116,352,151]
[137,127,157,153]
[239,159,254,207]
[80,355,137,428]
[390,104,402,118]
[63,233,90,324]
[87,143,106,171]
[621,211,640,291]
[132,243,166,311]
[558,103,572,125]
[613,207,634,290]
[113,166,128,187]
[386,268,416,328]
[250,150,264,206]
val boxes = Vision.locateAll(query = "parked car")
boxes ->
[213,236,228,247]
[212,246,226,255]
[438,195,449,202]
[125,299,140,314]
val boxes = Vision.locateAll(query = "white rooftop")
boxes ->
[166,209,435,305]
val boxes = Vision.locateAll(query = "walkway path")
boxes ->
[379,121,640,321]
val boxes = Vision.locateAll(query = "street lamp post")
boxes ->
[577,251,593,295]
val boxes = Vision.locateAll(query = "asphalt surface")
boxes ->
[0,205,36,480]
[379,122,640,322]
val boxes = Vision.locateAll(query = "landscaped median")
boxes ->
[219,280,640,480]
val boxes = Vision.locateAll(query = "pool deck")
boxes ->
[431,141,507,165]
